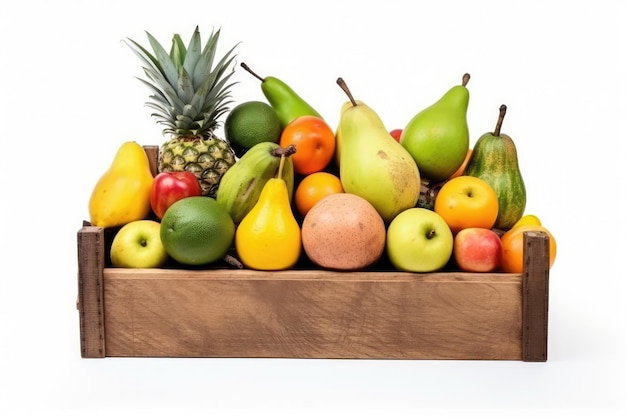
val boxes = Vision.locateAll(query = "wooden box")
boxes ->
[76,146,550,361]
[76,226,549,361]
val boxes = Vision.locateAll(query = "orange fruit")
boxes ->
[434,175,498,234]
[279,115,336,175]
[500,225,557,273]
[295,171,344,217]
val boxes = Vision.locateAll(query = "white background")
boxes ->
[1,0,625,416]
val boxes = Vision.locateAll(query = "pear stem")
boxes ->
[240,62,265,82]
[494,104,507,137]
[277,153,286,179]
[336,77,358,107]
[462,73,471,87]
[270,144,297,158]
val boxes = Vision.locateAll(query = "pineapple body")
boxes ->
[159,135,236,197]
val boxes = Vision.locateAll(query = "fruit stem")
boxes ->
[494,104,507,137]
[336,77,357,107]
[427,229,436,239]
[277,153,286,179]
[222,253,244,269]
[271,144,297,158]
[240,62,265,82]
[462,73,471,87]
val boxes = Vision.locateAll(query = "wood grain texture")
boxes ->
[522,231,550,361]
[76,226,106,358]
[102,269,523,359]
[77,223,550,360]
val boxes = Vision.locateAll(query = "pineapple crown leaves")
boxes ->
[124,26,239,137]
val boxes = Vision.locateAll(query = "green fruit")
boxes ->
[224,101,282,156]
[464,105,526,230]
[160,196,235,265]
[401,73,471,182]
[241,62,322,128]
[335,78,420,223]
[216,142,296,224]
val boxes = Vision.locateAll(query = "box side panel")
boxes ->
[103,275,522,359]
[522,231,550,362]
[77,226,106,358]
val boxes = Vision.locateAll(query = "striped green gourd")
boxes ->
[464,105,526,230]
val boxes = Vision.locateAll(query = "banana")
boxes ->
[216,142,296,224]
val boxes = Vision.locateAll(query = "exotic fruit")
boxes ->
[464,105,526,230]
[89,141,154,228]
[301,193,386,271]
[125,26,238,197]
[335,77,420,223]
[400,73,471,181]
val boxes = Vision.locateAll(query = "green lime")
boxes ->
[160,196,235,265]
[224,101,282,156]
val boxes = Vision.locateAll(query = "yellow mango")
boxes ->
[89,141,154,228]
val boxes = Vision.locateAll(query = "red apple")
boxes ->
[150,171,202,219]
[453,227,502,272]
[389,129,402,142]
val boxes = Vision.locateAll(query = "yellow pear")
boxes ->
[235,154,301,270]
[512,214,542,228]
[89,141,154,228]
[335,78,420,223]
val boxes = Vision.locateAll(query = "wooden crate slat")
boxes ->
[102,269,523,359]
[76,226,106,358]
[522,231,550,362]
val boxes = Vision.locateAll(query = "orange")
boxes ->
[434,175,498,234]
[279,115,336,175]
[295,171,344,217]
[500,225,557,273]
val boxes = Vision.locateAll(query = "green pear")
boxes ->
[241,62,322,128]
[336,78,421,223]
[464,104,526,230]
[401,73,471,181]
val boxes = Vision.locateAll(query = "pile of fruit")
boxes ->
[87,26,557,274]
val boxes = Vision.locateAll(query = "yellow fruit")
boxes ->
[512,214,542,228]
[224,101,282,156]
[235,156,301,270]
[160,196,235,266]
[89,141,153,228]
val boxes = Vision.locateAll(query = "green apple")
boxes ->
[386,208,453,272]
[110,220,169,268]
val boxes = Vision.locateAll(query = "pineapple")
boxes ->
[125,26,238,197]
